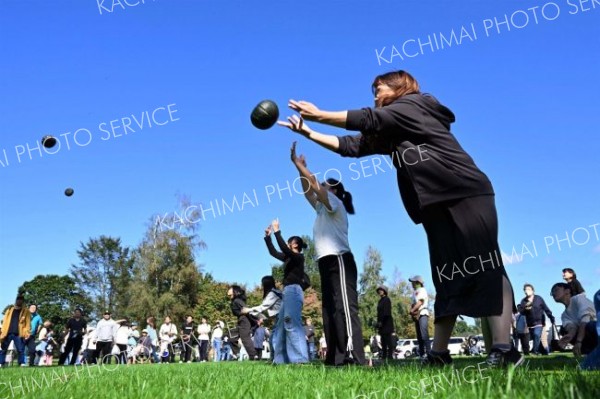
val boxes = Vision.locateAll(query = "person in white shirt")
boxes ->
[211,321,224,362]
[551,283,597,356]
[159,316,178,363]
[94,311,118,364]
[409,275,432,358]
[319,335,327,360]
[290,142,365,366]
[114,320,131,365]
[80,326,97,364]
[197,317,211,362]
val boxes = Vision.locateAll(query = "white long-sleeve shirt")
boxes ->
[197,323,211,341]
[159,323,177,342]
[211,326,223,340]
[249,289,282,318]
[115,326,131,345]
[95,319,117,342]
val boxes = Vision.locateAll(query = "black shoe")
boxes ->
[486,347,524,368]
[421,351,452,366]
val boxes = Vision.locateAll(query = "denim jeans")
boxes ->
[307,342,316,360]
[272,284,308,364]
[529,326,545,354]
[0,334,26,365]
[415,315,431,356]
[212,338,222,362]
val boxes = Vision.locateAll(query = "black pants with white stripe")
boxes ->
[319,252,365,366]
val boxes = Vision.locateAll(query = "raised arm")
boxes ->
[264,225,285,261]
[271,219,295,257]
[290,142,333,211]
[278,113,340,153]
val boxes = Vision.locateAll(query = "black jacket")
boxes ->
[338,93,494,224]
[377,295,394,334]
[518,295,555,327]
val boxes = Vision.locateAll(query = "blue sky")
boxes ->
[1,0,599,324]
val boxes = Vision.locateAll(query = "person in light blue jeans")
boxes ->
[211,321,224,362]
[272,284,309,363]
[263,219,309,364]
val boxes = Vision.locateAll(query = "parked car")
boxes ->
[395,339,419,359]
[437,337,465,355]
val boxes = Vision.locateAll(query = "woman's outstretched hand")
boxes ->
[290,141,308,167]
[265,225,272,237]
[278,114,313,137]
[288,100,321,121]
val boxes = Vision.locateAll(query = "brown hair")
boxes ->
[372,70,420,107]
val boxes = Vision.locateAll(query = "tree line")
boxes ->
[4,203,480,340]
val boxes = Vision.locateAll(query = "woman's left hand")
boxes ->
[288,99,322,121]
[279,115,313,137]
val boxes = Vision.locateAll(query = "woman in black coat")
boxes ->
[228,285,258,360]
[278,70,521,368]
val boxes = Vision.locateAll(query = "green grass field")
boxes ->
[1,355,598,399]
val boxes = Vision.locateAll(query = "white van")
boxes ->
[395,339,419,358]
[447,337,466,355]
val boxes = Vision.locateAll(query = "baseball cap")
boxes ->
[409,275,425,285]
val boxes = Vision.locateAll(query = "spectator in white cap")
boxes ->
[376,285,394,361]
[409,275,431,358]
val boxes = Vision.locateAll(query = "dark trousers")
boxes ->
[58,337,83,365]
[116,343,127,364]
[181,340,193,362]
[95,341,113,363]
[415,315,431,356]
[161,344,175,363]
[255,348,263,359]
[26,337,37,366]
[319,252,365,366]
[200,340,209,361]
[517,333,530,354]
[237,316,257,359]
[380,333,394,360]
[567,321,598,354]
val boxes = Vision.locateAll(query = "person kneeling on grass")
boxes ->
[131,329,153,363]
[550,283,597,357]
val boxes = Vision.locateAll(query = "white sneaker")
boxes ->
[20,364,28,367]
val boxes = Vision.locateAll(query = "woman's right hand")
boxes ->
[278,115,313,137]
[265,225,272,236]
